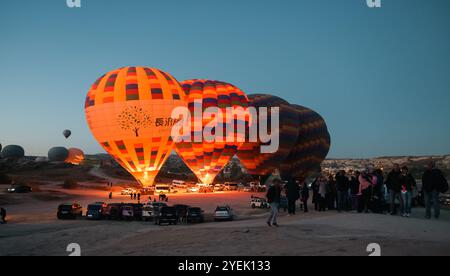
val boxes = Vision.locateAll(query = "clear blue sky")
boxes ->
[1,0,449,158]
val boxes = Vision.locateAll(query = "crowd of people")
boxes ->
[265,161,449,227]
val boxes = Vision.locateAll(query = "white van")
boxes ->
[155,184,171,194]
[172,180,187,188]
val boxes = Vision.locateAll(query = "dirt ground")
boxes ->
[0,182,449,256]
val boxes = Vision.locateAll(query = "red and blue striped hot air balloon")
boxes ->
[175,79,249,185]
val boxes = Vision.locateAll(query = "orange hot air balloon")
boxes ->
[175,80,249,185]
[65,148,85,165]
[85,67,187,187]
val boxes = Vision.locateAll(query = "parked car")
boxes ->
[121,205,134,221]
[199,186,214,193]
[243,186,252,192]
[86,202,108,220]
[57,203,83,220]
[187,187,200,193]
[440,194,450,206]
[142,202,168,222]
[142,204,154,222]
[214,184,224,192]
[251,196,270,209]
[8,185,32,193]
[186,207,205,223]
[214,206,234,221]
[224,182,239,191]
[106,203,124,220]
[157,206,178,225]
[155,184,171,195]
[172,180,187,189]
[121,188,137,195]
[130,203,143,220]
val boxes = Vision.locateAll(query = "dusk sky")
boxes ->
[1,0,449,158]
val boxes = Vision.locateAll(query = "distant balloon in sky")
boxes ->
[65,148,85,165]
[1,145,25,159]
[63,129,72,139]
[237,94,299,177]
[175,79,249,185]
[85,66,187,187]
[280,104,331,181]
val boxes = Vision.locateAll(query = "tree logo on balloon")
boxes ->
[118,106,152,137]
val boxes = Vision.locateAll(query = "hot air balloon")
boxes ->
[175,80,249,185]
[63,130,72,139]
[65,148,85,165]
[236,94,300,177]
[48,147,69,162]
[1,145,25,159]
[85,67,187,187]
[280,104,331,181]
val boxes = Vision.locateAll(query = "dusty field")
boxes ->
[0,183,450,256]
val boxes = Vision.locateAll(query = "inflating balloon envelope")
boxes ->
[237,94,300,177]
[280,104,331,181]
[174,79,249,185]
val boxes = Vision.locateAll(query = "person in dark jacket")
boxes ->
[372,169,385,214]
[422,161,448,219]
[285,176,300,215]
[335,171,350,212]
[326,176,337,210]
[349,171,360,211]
[301,181,310,213]
[311,177,320,211]
[267,179,282,227]
[0,207,6,224]
[385,164,402,215]
[400,167,416,217]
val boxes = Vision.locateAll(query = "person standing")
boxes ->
[109,192,113,200]
[399,167,416,217]
[335,171,350,212]
[386,164,402,215]
[318,175,328,212]
[372,169,385,214]
[301,181,310,213]
[422,161,448,219]
[326,176,337,210]
[358,170,373,213]
[0,207,6,224]
[350,171,360,211]
[285,176,300,216]
[311,177,320,211]
[267,179,282,227]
